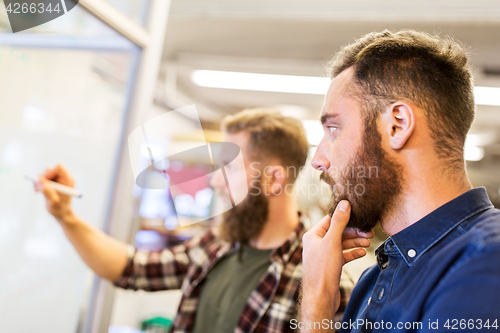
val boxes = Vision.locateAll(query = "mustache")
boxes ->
[320,171,336,187]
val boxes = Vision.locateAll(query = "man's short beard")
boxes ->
[321,116,402,232]
[218,178,269,244]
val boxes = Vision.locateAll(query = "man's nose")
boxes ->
[311,144,330,172]
[209,170,225,189]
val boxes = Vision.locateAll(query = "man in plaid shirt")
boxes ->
[36,109,370,332]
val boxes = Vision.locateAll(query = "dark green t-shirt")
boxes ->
[191,243,273,333]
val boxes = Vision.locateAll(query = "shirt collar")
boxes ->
[382,187,493,268]
[270,213,306,264]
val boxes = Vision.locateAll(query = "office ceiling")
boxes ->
[160,0,500,116]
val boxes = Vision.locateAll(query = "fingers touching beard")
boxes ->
[219,179,269,244]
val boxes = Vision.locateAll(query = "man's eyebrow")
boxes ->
[320,113,339,125]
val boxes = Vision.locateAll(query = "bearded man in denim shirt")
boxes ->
[300,30,500,333]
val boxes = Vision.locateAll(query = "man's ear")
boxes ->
[262,165,285,196]
[383,102,415,150]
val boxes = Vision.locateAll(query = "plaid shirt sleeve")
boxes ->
[112,233,210,291]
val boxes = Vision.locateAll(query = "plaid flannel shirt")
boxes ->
[113,221,353,333]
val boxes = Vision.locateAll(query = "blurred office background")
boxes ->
[0,1,499,332]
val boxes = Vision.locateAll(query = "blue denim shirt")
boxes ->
[340,187,500,333]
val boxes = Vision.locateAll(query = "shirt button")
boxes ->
[408,249,417,258]
[378,288,385,300]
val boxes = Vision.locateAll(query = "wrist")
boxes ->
[302,272,339,302]
[301,276,340,323]
[300,296,337,332]
[56,210,79,227]
[302,292,336,314]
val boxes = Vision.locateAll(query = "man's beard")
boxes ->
[218,179,269,244]
[321,118,402,232]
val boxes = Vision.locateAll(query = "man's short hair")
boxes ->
[222,108,309,183]
[328,29,475,168]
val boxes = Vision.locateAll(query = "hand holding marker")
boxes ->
[26,175,82,198]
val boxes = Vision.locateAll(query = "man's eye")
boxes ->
[327,126,337,134]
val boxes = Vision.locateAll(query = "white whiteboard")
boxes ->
[0,45,133,333]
